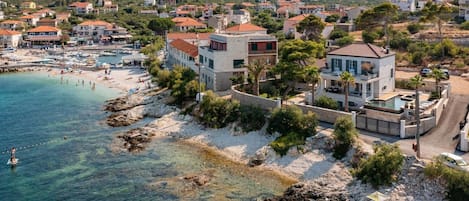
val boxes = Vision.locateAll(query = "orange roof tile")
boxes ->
[69,2,92,8]
[0,29,21,35]
[79,20,113,28]
[225,23,266,32]
[27,26,61,33]
[167,32,211,40]
[20,15,38,19]
[1,20,24,25]
[172,17,205,27]
[287,14,309,22]
[170,39,198,57]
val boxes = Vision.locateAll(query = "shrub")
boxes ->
[332,116,358,159]
[411,51,426,65]
[425,161,469,201]
[267,105,318,137]
[353,143,404,187]
[199,91,240,128]
[461,21,469,30]
[270,132,305,156]
[336,35,354,47]
[314,96,339,110]
[157,69,171,87]
[329,28,348,40]
[432,39,459,59]
[362,30,379,43]
[407,23,422,34]
[395,79,414,90]
[239,105,266,132]
[390,32,411,50]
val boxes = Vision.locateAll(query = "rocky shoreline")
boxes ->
[103,87,447,201]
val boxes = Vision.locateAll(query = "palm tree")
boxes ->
[340,71,355,112]
[304,66,320,105]
[410,75,425,158]
[246,59,268,96]
[432,68,445,98]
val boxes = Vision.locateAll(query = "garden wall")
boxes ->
[294,104,351,124]
[231,85,280,111]
[403,117,436,138]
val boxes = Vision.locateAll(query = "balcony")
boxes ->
[360,73,378,80]
[248,49,276,54]
[324,86,362,97]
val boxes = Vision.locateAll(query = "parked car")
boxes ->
[441,69,450,80]
[437,152,469,172]
[420,68,432,77]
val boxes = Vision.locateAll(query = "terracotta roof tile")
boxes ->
[328,43,395,58]
[167,32,211,40]
[0,29,21,35]
[287,14,309,21]
[79,20,113,28]
[225,23,266,32]
[170,39,198,57]
[69,2,92,8]
[20,15,37,19]
[172,17,205,27]
[27,26,60,33]
[1,20,24,25]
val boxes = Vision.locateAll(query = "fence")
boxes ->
[356,115,401,136]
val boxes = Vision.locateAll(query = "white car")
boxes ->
[437,153,469,172]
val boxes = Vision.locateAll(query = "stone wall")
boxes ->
[231,85,280,110]
[294,104,351,124]
[403,117,436,138]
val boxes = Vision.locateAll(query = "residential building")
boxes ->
[299,5,324,15]
[257,2,276,12]
[21,1,36,10]
[208,15,228,33]
[0,20,26,31]
[20,15,40,27]
[168,39,199,71]
[0,11,4,20]
[35,9,56,17]
[389,0,416,12]
[26,26,63,46]
[140,10,159,15]
[172,17,207,32]
[144,0,156,6]
[72,20,131,43]
[198,31,278,91]
[37,18,57,27]
[0,1,7,8]
[228,9,250,24]
[225,23,267,35]
[102,1,118,13]
[175,4,199,17]
[345,6,367,22]
[0,29,22,47]
[166,32,211,47]
[283,14,309,39]
[318,43,396,109]
[68,2,94,15]
[56,12,71,23]
[460,0,469,20]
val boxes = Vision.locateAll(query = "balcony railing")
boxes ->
[360,73,378,80]
[324,87,362,97]
[248,49,276,54]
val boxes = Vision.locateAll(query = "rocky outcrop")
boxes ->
[265,183,348,201]
[116,127,155,152]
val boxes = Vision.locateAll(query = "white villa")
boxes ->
[318,43,396,109]
[198,24,277,91]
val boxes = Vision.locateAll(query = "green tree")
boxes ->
[340,71,355,112]
[199,91,240,128]
[420,2,452,59]
[273,39,325,99]
[432,39,459,59]
[409,75,425,158]
[246,59,269,96]
[239,105,266,132]
[325,14,340,23]
[432,68,446,98]
[336,35,354,47]
[148,18,174,35]
[461,21,469,30]
[356,2,398,46]
[353,143,404,187]
[252,10,282,34]
[303,66,320,105]
[329,28,348,40]
[332,116,358,158]
[407,23,423,34]
[362,30,379,43]
[267,105,318,137]
[297,15,325,41]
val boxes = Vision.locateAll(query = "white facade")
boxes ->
[144,0,156,6]
[318,44,396,109]
[460,0,469,21]
[198,33,277,91]
[228,9,251,24]
[390,0,416,12]
[0,32,21,47]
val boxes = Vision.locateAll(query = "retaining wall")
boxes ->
[294,103,351,124]
[403,117,436,138]
[231,85,280,110]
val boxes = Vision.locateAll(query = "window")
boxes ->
[251,43,258,51]
[390,68,394,78]
[331,58,342,71]
[199,55,204,64]
[266,42,273,50]
[209,59,214,69]
[233,59,244,68]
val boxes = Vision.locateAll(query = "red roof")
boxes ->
[172,17,205,27]
[0,29,21,35]
[170,39,198,57]
[287,14,310,22]
[225,23,266,32]
[27,26,60,33]
[69,2,91,8]
[167,32,211,40]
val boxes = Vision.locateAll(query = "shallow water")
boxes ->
[0,73,292,200]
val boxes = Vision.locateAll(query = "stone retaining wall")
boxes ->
[231,85,280,110]
[293,104,351,124]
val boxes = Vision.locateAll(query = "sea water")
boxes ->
[0,73,292,200]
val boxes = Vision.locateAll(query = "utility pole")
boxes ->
[415,89,421,158]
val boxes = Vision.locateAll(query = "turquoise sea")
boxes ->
[0,73,292,201]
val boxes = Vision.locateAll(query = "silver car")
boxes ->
[437,152,469,172]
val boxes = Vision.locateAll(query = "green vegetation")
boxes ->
[329,28,354,47]
[251,10,283,34]
[199,91,240,128]
[239,105,266,132]
[268,105,318,156]
[356,2,398,46]
[332,116,358,158]
[297,15,325,42]
[425,161,469,201]
[407,23,423,34]
[325,14,340,23]
[340,71,355,112]
[461,21,469,30]
[314,96,339,110]
[353,144,404,187]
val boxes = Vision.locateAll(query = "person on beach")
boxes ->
[108,69,111,75]
[105,69,107,74]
